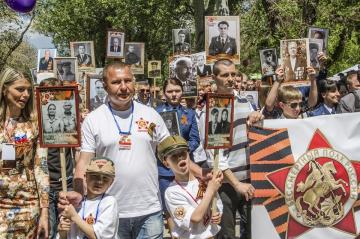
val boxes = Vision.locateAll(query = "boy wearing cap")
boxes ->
[57,157,119,239]
[158,136,223,239]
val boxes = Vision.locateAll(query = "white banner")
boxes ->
[251,112,360,239]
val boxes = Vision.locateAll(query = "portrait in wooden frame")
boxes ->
[205,93,234,149]
[36,86,81,148]
[70,41,96,71]
[106,30,125,59]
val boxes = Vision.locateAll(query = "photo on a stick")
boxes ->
[70,41,95,71]
[36,86,81,148]
[86,74,107,112]
[106,30,125,58]
[53,57,78,83]
[172,29,191,56]
[259,48,277,76]
[124,42,145,75]
[148,60,161,78]
[37,48,57,73]
[205,93,234,149]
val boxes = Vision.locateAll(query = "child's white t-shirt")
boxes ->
[164,179,223,239]
[66,194,119,239]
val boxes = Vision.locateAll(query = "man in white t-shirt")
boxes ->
[60,62,170,238]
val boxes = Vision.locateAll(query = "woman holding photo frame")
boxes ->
[0,67,49,238]
[155,78,200,232]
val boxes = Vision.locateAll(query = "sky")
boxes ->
[26,30,55,49]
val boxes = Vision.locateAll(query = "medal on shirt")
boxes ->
[85,213,95,225]
[119,134,131,150]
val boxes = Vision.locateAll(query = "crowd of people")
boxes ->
[0,48,359,239]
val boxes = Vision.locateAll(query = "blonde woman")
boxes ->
[0,67,49,238]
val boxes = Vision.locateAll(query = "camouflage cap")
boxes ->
[86,157,115,177]
[157,136,188,160]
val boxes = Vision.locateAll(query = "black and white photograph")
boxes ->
[309,39,323,70]
[308,27,329,53]
[70,41,95,70]
[30,68,37,84]
[205,93,234,149]
[259,48,277,76]
[205,16,240,64]
[191,52,212,77]
[124,42,145,75]
[36,86,81,147]
[53,57,78,83]
[169,55,197,98]
[280,39,310,82]
[37,48,57,72]
[239,91,259,111]
[148,61,161,78]
[86,74,107,112]
[159,111,180,136]
[106,30,125,58]
[172,29,191,56]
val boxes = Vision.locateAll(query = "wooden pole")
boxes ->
[60,148,67,192]
[211,148,219,213]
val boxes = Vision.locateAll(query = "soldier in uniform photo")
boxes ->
[62,101,76,133]
[58,62,76,82]
[90,79,106,111]
[39,50,54,71]
[43,103,63,133]
[209,21,237,56]
[148,62,161,78]
[125,45,140,65]
[309,43,320,69]
[76,44,92,67]
[261,49,277,75]
[283,41,307,81]
[174,29,191,55]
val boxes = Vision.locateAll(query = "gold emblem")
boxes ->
[181,114,188,125]
[174,206,186,220]
[285,148,357,227]
[136,118,149,132]
[85,213,95,225]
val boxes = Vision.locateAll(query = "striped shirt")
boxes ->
[198,93,253,181]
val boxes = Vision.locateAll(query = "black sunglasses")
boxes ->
[287,102,302,109]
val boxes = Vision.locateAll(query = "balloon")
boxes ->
[5,0,36,13]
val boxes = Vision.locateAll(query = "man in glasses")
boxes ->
[209,21,237,56]
[137,83,151,106]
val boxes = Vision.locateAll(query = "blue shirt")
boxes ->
[308,103,336,117]
[156,103,200,176]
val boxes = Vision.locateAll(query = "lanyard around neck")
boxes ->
[82,193,105,223]
[175,179,199,204]
[108,101,134,135]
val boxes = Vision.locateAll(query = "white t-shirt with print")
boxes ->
[67,194,119,239]
[81,101,170,218]
[165,179,223,239]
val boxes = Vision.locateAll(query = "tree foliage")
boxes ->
[31,0,360,79]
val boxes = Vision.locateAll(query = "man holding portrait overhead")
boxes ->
[209,21,237,56]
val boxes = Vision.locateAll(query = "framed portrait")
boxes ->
[53,57,78,83]
[205,93,234,149]
[191,51,213,78]
[259,48,277,76]
[86,74,107,112]
[124,42,145,75]
[36,86,81,148]
[205,16,240,64]
[106,30,125,58]
[148,60,161,78]
[159,111,180,136]
[169,55,198,98]
[309,39,323,70]
[240,91,259,110]
[70,41,95,71]
[308,27,329,53]
[37,48,57,73]
[280,38,310,83]
[172,29,191,56]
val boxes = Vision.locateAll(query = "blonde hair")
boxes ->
[0,67,36,124]
[277,85,302,103]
